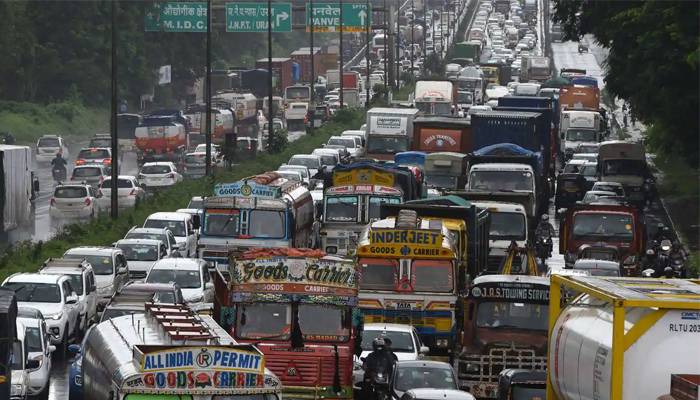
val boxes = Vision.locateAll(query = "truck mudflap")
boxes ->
[455,345,547,398]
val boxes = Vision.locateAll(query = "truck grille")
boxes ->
[457,345,546,386]
[265,354,350,388]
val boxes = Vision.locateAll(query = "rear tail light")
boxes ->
[103,158,111,165]
[76,159,86,165]
[50,198,56,206]
[129,189,137,196]
[84,198,92,206]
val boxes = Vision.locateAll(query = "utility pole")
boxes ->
[310,0,315,102]
[365,0,370,108]
[440,3,444,63]
[410,0,414,79]
[395,0,400,89]
[339,0,344,108]
[383,0,388,91]
[110,0,119,218]
[267,0,274,145]
[422,0,427,77]
[205,0,212,176]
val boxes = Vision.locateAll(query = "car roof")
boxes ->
[40,266,87,276]
[116,238,163,246]
[64,246,119,256]
[79,147,110,152]
[573,259,620,269]
[290,154,320,159]
[129,227,171,234]
[18,306,45,320]
[146,212,190,220]
[403,389,474,400]
[142,161,175,166]
[150,258,202,270]
[396,360,453,369]
[364,323,416,332]
[103,175,137,180]
[585,190,617,196]
[5,273,65,284]
[73,164,103,169]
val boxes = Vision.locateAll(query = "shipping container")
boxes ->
[255,57,295,95]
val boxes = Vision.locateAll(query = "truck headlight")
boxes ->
[325,246,337,254]
[463,362,480,373]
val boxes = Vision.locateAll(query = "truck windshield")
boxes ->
[368,196,402,219]
[204,210,240,237]
[459,80,479,90]
[602,159,646,176]
[469,170,534,191]
[237,303,291,340]
[489,212,527,241]
[359,258,398,291]
[411,260,454,293]
[286,87,310,99]
[3,282,61,303]
[476,301,548,330]
[367,136,408,153]
[325,196,359,222]
[458,92,474,103]
[572,213,634,242]
[425,174,458,189]
[566,129,597,142]
[249,210,286,238]
[298,304,350,342]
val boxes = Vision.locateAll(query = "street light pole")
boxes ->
[383,0,388,91]
[422,0,426,77]
[339,0,344,108]
[205,0,212,176]
[110,0,119,218]
[410,0,414,79]
[267,0,274,145]
[365,0,370,108]
[310,0,315,102]
[396,0,400,89]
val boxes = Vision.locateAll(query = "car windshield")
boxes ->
[63,274,84,295]
[602,159,646,176]
[280,167,308,179]
[90,138,111,147]
[411,260,454,292]
[593,184,623,195]
[237,303,291,340]
[368,196,402,220]
[566,129,597,142]
[361,330,415,352]
[298,304,350,342]
[185,154,206,164]
[325,196,359,222]
[204,210,240,237]
[141,165,172,174]
[277,172,302,181]
[25,326,43,353]
[78,149,110,159]
[489,212,527,241]
[289,156,320,169]
[469,170,534,191]
[101,179,133,189]
[476,301,548,330]
[147,269,201,289]
[3,282,61,303]
[55,187,87,198]
[249,210,286,238]
[367,136,408,153]
[117,244,159,261]
[512,386,546,399]
[126,232,167,244]
[328,138,355,148]
[425,174,458,189]
[359,258,397,291]
[38,137,60,147]
[316,154,337,166]
[394,365,457,392]
[64,254,114,275]
[572,213,634,242]
[73,167,101,177]
[144,219,186,236]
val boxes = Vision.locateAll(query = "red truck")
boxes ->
[412,116,472,153]
[255,57,295,95]
[342,71,360,90]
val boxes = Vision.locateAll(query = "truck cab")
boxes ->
[424,152,468,195]
[560,110,601,160]
[467,163,537,220]
[285,102,309,131]
[470,201,528,272]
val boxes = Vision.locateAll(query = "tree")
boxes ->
[552,0,699,164]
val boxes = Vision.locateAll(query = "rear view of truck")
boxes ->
[134,112,187,165]
[0,145,35,234]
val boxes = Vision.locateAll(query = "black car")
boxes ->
[497,369,546,400]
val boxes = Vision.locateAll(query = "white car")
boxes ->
[311,148,340,168]
[145,258,214,304]
[143,211,199,257]
[11,320,31,400]
[353,323,428,389]
[70,164,109,187]
[75,147,113,173]
[114,238,169,280]
[288,154,323,178]
[2,273,81,354]
[124,226,178,257]
[39,258,98,332]
[274,170,304,182]
[35,135,69,164]
[277,164,311,186]
[49,183,101,219]
[327,135,364,158]
[194,143,223,161]
[62,246,129,311]
[99,175,146,209]
[17,307,55,398]
[138,162,182,188]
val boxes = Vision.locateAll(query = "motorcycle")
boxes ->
[535,234,553,264]
[362,365,391,400]
[52,165,67,183]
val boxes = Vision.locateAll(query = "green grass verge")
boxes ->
[0,100,108,145]
[392,82,416,101]
[0,108,366,282]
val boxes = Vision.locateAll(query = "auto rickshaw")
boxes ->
[555,172,587,211]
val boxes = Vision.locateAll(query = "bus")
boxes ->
[356,209,459,352]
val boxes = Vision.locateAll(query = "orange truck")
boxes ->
[412,116,472,153]
[558,86,600,111]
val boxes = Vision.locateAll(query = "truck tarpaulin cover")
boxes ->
[328,162,419,200]
[394,151,427,167]
[472,143,545,175]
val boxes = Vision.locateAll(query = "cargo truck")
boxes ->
[412,116,472,153]
[365,107,420,160]
[470,111,543,154]
[597,140,649,206]
[414,80,456,116]
[547,275,700,400]
[520,57,551,82]
[452,42,481,64]
[255,57,296,95]
[558,85,600,111]
[560,109,602,159]
[1,145,38,233]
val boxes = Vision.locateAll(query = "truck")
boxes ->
[213,248,360,400]
[0,287,17,400]
[414,80,456,116]
[326,69,341,89]
[468,200,529,273]
[457,66,485,104]
[470,111,543,154]
[520,56,551,82]
[480,63,512,86]
[198,172,315,267]
[423,152,469,194]
[285,102,309,131]
[559,203,645,274]
[560,109,602,159]
[452,42,480,64]
[240,69,269,97]
[341,88,360,108]
[412,116,472,153]
[134,112,188,164]
[342,71,361,91]
[0,145,37,234]
[365,107,420,160]
[558,85,600,111]
[183,104,235,145]
[329,161,421,201]
[255,57,296,95]
[597,140,649,206]
[284,85,312,106]
[80,302,283,400]
[455,275,550,399]
[547,275,700,400]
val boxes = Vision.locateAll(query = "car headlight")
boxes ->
[50,312,63,320]
[11,384,24,396]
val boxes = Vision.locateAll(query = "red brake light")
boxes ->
[50,198,56,206]
[129,189,137,196]
[103,158,111,165]
[76,159,85,165]
[84,198,92,206]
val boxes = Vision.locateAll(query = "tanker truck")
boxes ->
[547,275,700,400]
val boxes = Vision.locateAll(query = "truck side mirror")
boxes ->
[33,179,40,193]
[191,215,201,230]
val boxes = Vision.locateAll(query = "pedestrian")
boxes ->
[623,114,628,128]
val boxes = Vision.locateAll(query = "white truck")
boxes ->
[1,145,37,233]
[326,69,341,90]
[548,275,700,400]
[470,201,528,271]
[365,107,420,160]
[467,162,538,222]
[285,101,309,132]
[597,140,648,206]
[414,80,455,116]
[560,109,602,159]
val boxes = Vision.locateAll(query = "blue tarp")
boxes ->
[571,76,598,88]
[472,143,544,176]
[395,151,427,167]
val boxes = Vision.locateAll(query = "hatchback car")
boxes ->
[38,258,98,333]
[63,246,129,311]
[327,136,363,158]
[277,164,311,186]
[145,258,213,304]
[17,307,55,398]
[70,164,109,187]
[75,147,113,173]
[138,162,182,188]
[114,238,169,280]
[99,175,146,209]
[49,183,101,219]
[392,361,459,400]
[36,135,69,164]
[183,152,207,178]
[124,226,177,256]
[311,148,340,168]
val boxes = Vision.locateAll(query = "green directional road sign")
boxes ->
[306,2,370,32]
[145,2,208,33]
[226,2,292,33]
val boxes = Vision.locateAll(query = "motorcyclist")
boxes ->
[652,223,670,243]
[535,214,555,239]
[51,152,68,181]
[362,337,396,400]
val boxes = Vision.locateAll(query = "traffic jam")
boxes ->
[0,0,698,400]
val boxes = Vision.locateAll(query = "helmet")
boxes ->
[657,223,665,230]
[541,214,549,222]
[372,337,386,352]
[646,249,655,256]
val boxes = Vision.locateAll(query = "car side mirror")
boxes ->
[26,359,40,369]
[66,294,79,304]
[419,346,429,354]
[68,344,81,354]
[48,345,57,354]
[117,267,128,275]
